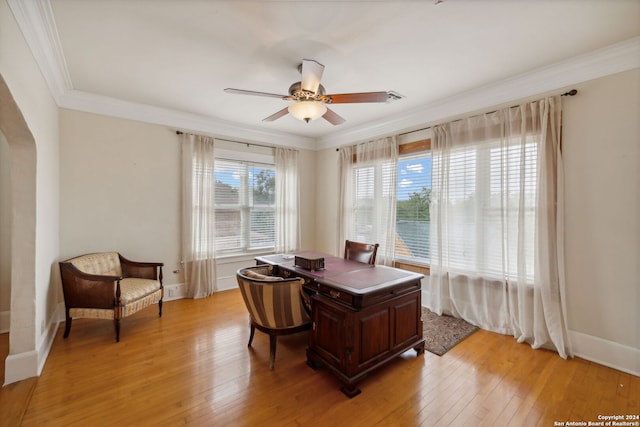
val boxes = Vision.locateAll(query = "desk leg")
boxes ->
[306,359,321,370]
[340,383,361,399]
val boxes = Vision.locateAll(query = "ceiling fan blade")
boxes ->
[300,59,325,94]
[322,107,346,126]
[326,92,390,104]
[262,107,289,122]
[225,88,288,99]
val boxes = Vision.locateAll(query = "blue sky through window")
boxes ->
[398,156,432,200]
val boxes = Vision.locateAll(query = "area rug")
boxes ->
[422,307,479,356]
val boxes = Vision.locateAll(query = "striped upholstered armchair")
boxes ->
[59,252,164,342]
[236,265,311,369]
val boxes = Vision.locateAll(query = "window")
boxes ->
[351,161,396,243]
[347,138,433,267]
[214,159,275,255]
[395,151,432,265]
[432,138,537,281]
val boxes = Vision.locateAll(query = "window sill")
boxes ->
[393,260,430,275]
[214,250,275,265]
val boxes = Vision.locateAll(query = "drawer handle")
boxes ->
[329,290,340,299]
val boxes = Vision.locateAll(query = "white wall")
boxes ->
[59,109,183,285]
[563,69,639,372]
[314,70,640,375]
[1,0,60,384]
[297,148,317,252]
[314,148,341,256]
[59,109,318,295]
[0,134,10,331]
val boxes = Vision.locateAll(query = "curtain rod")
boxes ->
[337,89,578,151]
[175,130,276,150]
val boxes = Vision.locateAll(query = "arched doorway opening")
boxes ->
[0,73,38,385]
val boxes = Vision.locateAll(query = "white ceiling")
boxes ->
[10,0,640,149]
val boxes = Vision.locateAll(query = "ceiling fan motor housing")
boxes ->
[288,82,326,101]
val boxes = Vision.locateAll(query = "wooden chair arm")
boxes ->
[119,254,164,281]
[59,262,120,309]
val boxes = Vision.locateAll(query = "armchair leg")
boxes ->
[269,334,277,370]
[158,299,163,317]
[63,313,72,338]
[114,319,120,342]
[248,324,255,347]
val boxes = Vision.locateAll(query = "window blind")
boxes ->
[351,161,395,243]
[352,165,375,242]
[214,159,275,254]
[433,138,538,281]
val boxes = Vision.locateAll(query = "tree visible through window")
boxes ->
[395,152,432,265]
[350,148,432,266]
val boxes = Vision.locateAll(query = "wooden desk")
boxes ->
[256,251,425,397]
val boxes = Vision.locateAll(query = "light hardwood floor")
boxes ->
[1,289,638,426]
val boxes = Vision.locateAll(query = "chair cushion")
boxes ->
[121,289,163,317]
[69,307,115,320]
[120,278,162,304]
[242,269,283,281]
[69,252,122,277]
[69,282,162,320]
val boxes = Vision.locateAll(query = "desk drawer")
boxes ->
[360,280,419,307]
[317,279,420,310]
[279,268,315,287]
[316,283,355,308]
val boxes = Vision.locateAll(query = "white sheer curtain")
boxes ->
[428,97,572,358]
[180,133,217,298]
[338,136,398,265]
[275,147,300,253]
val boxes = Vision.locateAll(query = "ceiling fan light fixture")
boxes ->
[288,100,327,123]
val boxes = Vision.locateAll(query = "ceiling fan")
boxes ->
[224,59,400,125]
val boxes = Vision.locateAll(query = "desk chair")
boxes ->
[236,265,311,369]
[344,240,379,265]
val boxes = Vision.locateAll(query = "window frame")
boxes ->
[212,146,277,258]
[347,137,433,275]
[394,138,432,274]
[395,149,432,269]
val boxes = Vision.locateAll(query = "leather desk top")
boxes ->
[256,251,423,295]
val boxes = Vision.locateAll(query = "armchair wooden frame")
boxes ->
[59,252,164,342]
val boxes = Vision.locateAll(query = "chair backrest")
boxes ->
[236,266,310,329]
[344,240,379,265]
[68,252,122,277]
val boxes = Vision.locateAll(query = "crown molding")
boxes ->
[8,0,315,149]
[58,90,316,149]
[8,0,72,102]
[10,0,639,151]
[316,36,640,150]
